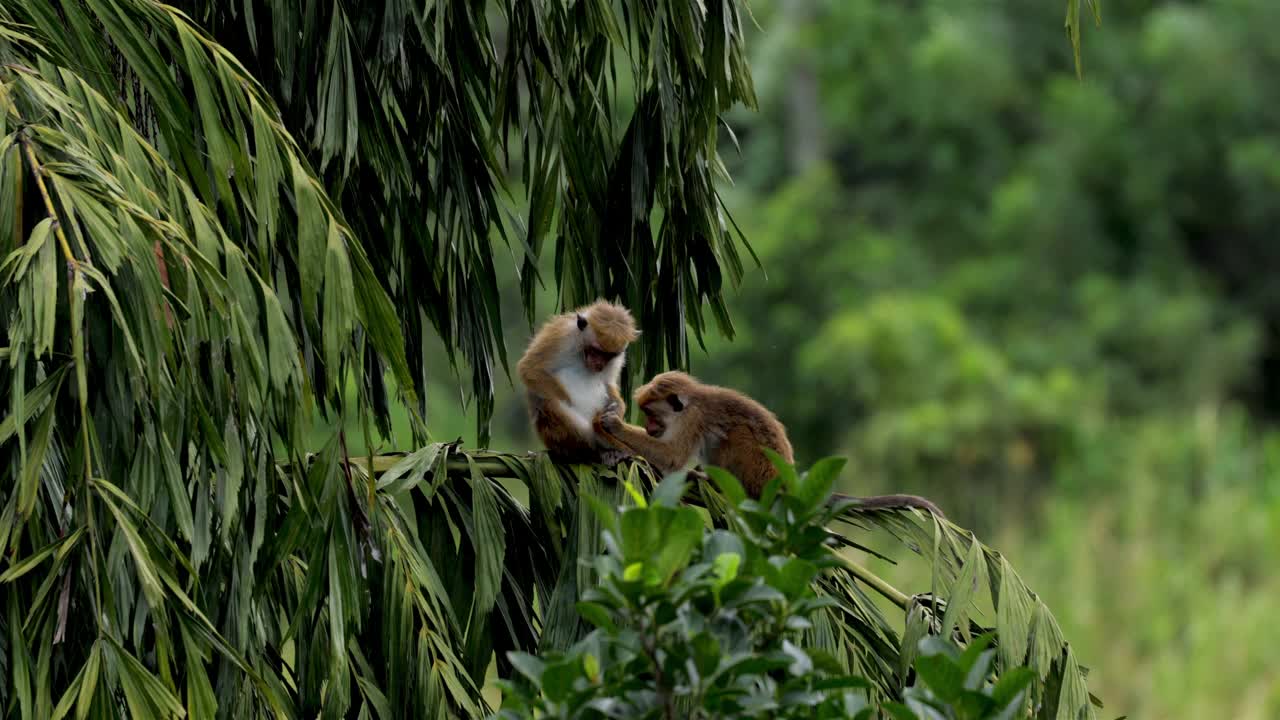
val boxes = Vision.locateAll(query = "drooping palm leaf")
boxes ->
[832,505,1101,720]
[0,15,445,716]
[137,0,761,438]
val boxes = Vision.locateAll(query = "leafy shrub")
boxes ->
[493,464,1044,719]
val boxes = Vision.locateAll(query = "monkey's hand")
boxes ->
[593,407,623,435]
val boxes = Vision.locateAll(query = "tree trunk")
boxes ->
[783,0,824,174]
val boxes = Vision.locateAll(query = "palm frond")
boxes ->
[358,452,1097,719]
[0,19,444,715]
[163,0,758,437]
[817,504,1100,720]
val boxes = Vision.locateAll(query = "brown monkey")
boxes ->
[517,300,639,465]
[593,371,944,517]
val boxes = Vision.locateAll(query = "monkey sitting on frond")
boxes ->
[592,371,944,516]
[517,300,639,465]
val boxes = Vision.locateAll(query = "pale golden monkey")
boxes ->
[593,371,944,516]
[517,300,639,465]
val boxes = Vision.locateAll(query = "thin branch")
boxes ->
[19,130,106,625]
[836,555,910,610]
[19,132,93,482]
[19,134,80,271]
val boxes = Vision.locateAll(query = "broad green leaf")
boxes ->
[506,653,547,684]
[540,658,581,703]
[774,557,819,599]
[881,702,919,720]
[650,471,688,507]
[619,505,702,585]
[713,552,741,588]
[797,456,846,508]
[991,667,1036,709]
[575,602,617,632]
[704,466,746,505]
[913,651,965,703]
[761,447,798,492]
[582,653,600,683]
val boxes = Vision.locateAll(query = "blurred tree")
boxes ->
[781,0,825,173]
[702,0,1265,516]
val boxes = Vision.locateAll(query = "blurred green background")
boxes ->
[324,1,1280,717]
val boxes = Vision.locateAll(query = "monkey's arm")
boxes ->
[593,413,698,474]
[830,492,945,519]
[519,356,595,439]
[606,384,627,417]
[517,355,571,405]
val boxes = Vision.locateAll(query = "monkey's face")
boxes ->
[639,393,685,437]
[576,313,621,373]
[576,310,629,373]
[635,372,695,436]
[640,407,664,436]
[583,344,618,373]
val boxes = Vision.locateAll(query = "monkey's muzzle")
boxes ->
[644,414,664,437]
[584,346,617,373]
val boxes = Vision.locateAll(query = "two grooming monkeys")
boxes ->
[517,300,943,517]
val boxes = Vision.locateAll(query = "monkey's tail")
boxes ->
[829,492,946,519]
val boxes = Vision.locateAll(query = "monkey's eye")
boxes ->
[667,394,684,412]
[576,314,588,331]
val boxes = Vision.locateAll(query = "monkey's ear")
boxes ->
[576,314,588,331]
[667,394,685,412]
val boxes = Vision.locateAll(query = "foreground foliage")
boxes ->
[496,465,1050,719]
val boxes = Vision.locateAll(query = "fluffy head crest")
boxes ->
[635,371,698,407]
[580,300,639,354]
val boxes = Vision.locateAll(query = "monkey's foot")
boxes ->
[598,449,632,467]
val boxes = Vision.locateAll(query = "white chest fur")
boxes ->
[555,364,610,436]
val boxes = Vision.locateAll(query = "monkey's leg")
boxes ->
[593,387,635,466]
[597,448,633,466]
[532,396,597,459]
